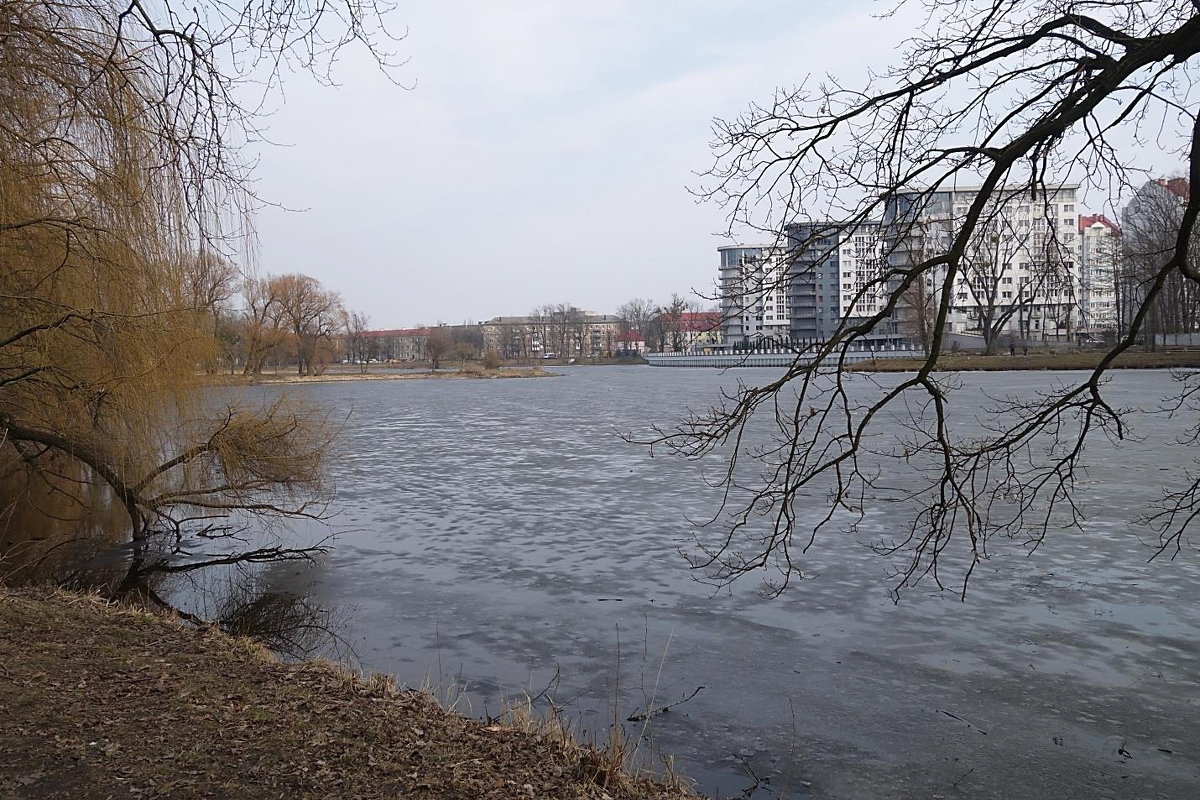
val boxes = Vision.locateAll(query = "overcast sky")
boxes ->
[247,0,1181,330]
[247,0,914,328]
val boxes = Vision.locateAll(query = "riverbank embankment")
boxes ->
[0,588,695,800]
[848,349,1200,372]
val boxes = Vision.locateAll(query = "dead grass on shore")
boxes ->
[0,587,697,800]
[202,366,558,387]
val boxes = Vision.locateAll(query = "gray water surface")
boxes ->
[280,367,1200,799]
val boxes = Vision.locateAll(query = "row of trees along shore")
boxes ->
[360,295,716,369]
[200,265,371,377]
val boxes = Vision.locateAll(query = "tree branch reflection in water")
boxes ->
[3,521,352,663]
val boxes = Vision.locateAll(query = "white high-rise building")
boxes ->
[1078,215,1120,334]
[717,245,790,346]
[716,183,1113,350]
[884,184,1084,342]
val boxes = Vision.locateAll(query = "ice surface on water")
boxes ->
[281,367,1199,799]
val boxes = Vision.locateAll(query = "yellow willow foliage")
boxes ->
[2,1,209,410]
[0,1,332,559]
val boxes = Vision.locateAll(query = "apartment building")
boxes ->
[1079,215,1120,334]
[883,184,1084,342]
[677,311,722,350]
[717,245,790,346]
[480,312,622,359]
[783,221,892,341]
[361,327,431,361]
[715,182,1119,350]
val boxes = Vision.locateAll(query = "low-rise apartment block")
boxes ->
[480,312,622,359]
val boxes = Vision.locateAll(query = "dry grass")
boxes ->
[0,587,699,800]
[496,694,692,800]
[206,367,558,386]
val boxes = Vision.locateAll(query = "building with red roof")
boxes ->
[1079,215,1121,333]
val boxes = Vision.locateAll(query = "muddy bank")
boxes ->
[0,588,696,800]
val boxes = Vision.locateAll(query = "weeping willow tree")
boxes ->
[0,0,396,581]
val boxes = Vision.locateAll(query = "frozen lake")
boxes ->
[256,366,1200,799]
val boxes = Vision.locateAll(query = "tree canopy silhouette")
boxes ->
[640,1,1200,598]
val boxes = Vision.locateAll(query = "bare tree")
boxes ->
[343,310,371,372]
[958,217,1071,355]
[899,278,940,357]
[1121,178,1200,348]
[529,303,584,359]
[642,309,671,353]
[240,276,287,374]
[179,251,239,371]
[547,303,579,359]
[617,298,656,339]
[272,274,344,376]
[448,324,485,361]
[425,328,452,370]
[665,294,689,352]
[636,2,1200,599]
[500,323,528,360]
[527,306,552,358]
[453,341,475,369]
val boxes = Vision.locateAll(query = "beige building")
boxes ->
[481,312,622,360]
[362,327,430,361]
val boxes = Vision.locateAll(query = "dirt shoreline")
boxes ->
[208,366,559,386]
[0,588,696,800]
